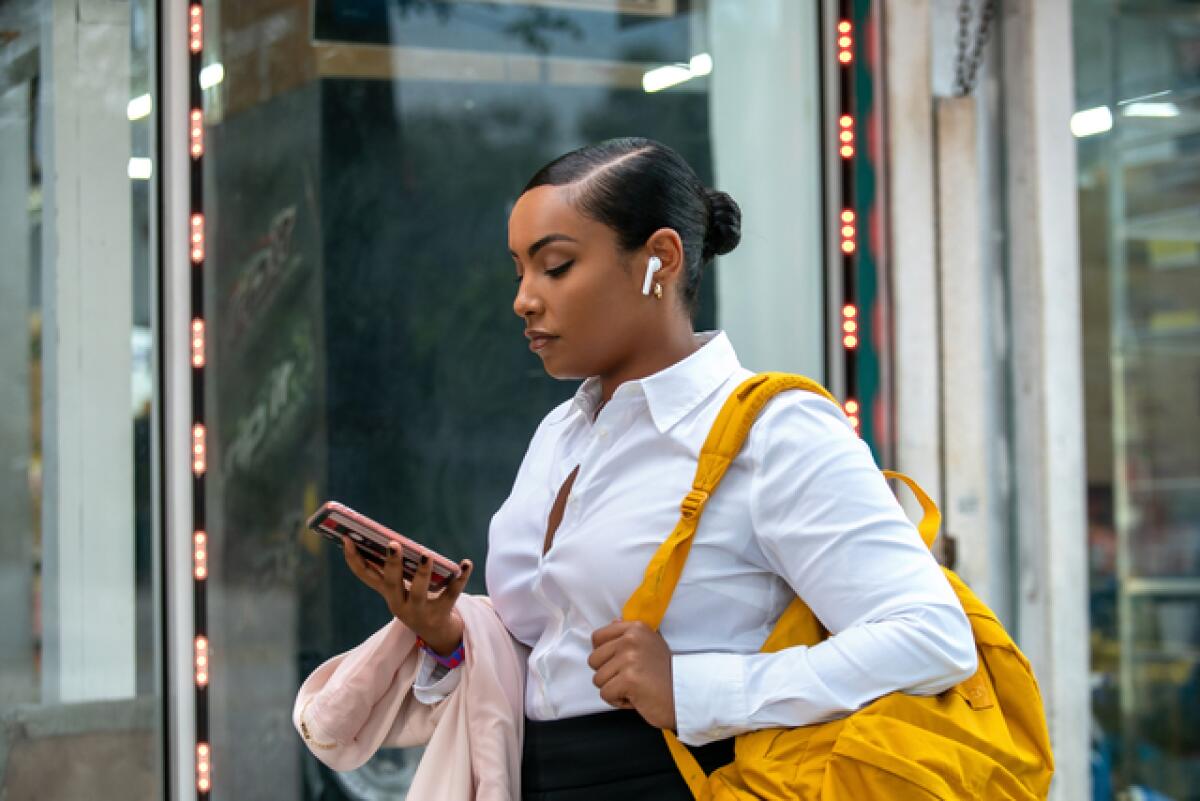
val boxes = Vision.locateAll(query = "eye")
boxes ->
[546,260,575,278]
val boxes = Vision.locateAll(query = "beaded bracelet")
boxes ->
[415,637,466,669]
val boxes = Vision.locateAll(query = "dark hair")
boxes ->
[522,137,742,312]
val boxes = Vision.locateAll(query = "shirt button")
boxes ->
[597,428,609,439]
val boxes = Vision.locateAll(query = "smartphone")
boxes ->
[307,501,461,590]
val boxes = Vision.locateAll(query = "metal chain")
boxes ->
[954,0,972,94]
[954,0,997,96]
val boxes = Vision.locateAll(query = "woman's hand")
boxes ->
[588,620,677,731]
[342,539,473,656]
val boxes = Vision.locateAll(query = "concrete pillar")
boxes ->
[38,0,137,703]
[883,0,945,531]
[1001,1,1090,797]
[935,94,1014,624]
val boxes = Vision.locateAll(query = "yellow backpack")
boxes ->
[622,373,1055,800]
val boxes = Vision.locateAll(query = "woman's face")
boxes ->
[508,185,648,380]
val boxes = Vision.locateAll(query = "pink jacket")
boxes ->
[293,595,527,801]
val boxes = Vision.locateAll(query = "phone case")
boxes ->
[306,501,460,588]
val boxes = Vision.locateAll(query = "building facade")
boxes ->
[1,1,1196,799]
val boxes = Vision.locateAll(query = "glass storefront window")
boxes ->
[1076,1,1200,797]
[0,0,163,796]
[197,1,823,797]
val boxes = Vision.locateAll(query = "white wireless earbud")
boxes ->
[641,255,663,296]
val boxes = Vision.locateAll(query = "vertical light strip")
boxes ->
[842,303,860,350]
[190,213,205,264]
[195,636,210,687]
[188,5,203,53]
[836,6,859,434]
[844,398,861,431]
[187,3,211,796]
[196,743,211,794]
[838,114,856,159]
[189,110,204,159]
[193,530,208,580]
[190,319,205,367]
[837,19,854,64]
[840,209,857,253]
[191,423,207,475]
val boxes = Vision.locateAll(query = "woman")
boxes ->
[342,137,977,800]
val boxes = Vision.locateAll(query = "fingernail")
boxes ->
[420,555,429,565]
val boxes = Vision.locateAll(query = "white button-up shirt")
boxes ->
[416,330,976,746]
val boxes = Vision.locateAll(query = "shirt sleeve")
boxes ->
[411,648,463,704]
[671,392,978,746]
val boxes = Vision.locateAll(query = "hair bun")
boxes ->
[702,188,742,261]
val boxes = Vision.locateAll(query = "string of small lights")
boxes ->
[835,5,861,433]
[186,2,211,795]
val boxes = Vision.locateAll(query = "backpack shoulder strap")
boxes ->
[882,469,941,549]
[622,372,834,629]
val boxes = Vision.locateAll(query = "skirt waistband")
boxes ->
[521,709,734,794]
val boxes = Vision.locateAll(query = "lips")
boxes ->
[528,334,558,353]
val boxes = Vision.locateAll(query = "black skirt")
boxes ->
[521,709,734,801]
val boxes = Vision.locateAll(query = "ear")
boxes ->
[643,228,686,285]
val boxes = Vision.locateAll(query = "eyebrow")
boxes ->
[510,233,579,259]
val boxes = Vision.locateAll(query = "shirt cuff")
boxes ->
[412,648,463,704]
[671,652,750,746]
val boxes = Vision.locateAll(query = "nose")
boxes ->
[513,275,543,320]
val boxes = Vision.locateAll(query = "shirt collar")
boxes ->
[569,330,740,434]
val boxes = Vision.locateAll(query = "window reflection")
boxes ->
[204,2,725,797]
[0,0,162,795]
[1077,3,1200,797]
